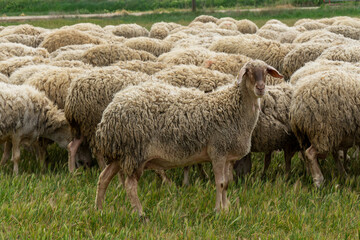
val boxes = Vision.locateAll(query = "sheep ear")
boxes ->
[236,66,247,84]
[267,66,283,79]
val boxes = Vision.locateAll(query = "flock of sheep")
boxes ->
[0,14,359,218]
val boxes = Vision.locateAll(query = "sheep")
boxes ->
[282,42,331,80]
[0,42,49,61]
[153,65,234,92]
[292,29,355,44]
[296,21,327,31]
[112,60,167,75]
[49,44,95,58]
[318,44,360,63]
[289,70,360,187]
[51,50,86,62]
[49,60,92,69]
[218,21,238,31]
[0,82,72,175]
[0,24,46,37]
[39,28,105,53]
[94,59,283,216]
[124,37,173,57]
[111,24,149,38]
[277,29,301,43]
[82,44,156,67]
[216,17,237,26]
[3,34,42,48]
[209,35,292,73]
[0,56,49,77]
[62,23,104,33]
[261,22,289,32]
[149,22,174,39]
[256,29,279,41]
[236,19,258,34]
[192,15,218,23]
[265,19,287,26]
[333,18,360,29]
[290,59,360,85]
[325,25,360,40]
[234,83,299,178]
[158,47,213,66]
[188,21,218,29]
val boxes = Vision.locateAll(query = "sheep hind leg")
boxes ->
[11,138,21,175]
[125,173,146,219]
[183,167,190,186]
[262,152,272,178]
[155,169,171,185]
[333,150,347,177]
[212,159,228,212]
[0,141,12,166]
[305,145,324,188]
[95,161,121,210]
[67,136,83,173]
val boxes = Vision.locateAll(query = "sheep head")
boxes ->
[237,60,283,97]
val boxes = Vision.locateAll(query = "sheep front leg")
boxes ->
[0,141,12,166]
[183,167,190,186]
[305,145,324,188]
[11,138,21,175]
[212,159,228,212]
[262,152,272,178]
[67,136,83,173]
[125,172,145,218]
[95,161,120,210]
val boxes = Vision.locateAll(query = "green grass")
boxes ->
[0,145,360,239]
[0,4,359,29]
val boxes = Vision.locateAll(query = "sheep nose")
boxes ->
[256,84,265,90]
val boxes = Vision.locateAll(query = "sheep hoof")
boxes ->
[313,176,324,188]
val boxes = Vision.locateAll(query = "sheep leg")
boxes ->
[197,164,209,181]
[333,150,347,176]
[262,152,272,178]
[212,159,228,212]
[11,137,21,175]
[222,161,233,211]
[233,154,252,179]
[0,141,12,166]
[67,136,83,173]
[298,151,310,176]
[95,161,120,210]
[34,140,48,172]
[284,149,295,178]
[183,166,190,186]
[125,172,145,218]
[305,145,324,188]
[155,169,171,185]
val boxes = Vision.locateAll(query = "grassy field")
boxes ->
[0,4,359,29]
[1,4,360,239]
[1,147,360,239]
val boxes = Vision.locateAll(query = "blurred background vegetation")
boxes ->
[0,0,357,15]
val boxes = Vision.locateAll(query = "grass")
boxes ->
[0,145,360,239]
[0,4,359,29]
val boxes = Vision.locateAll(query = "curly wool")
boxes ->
[318,44,360,63]
[218,21,238,31]
[0,24,46,37]
[124,37,173,57]
[192,15,219,23]
[236,19,258,34]
[256,29,279,40]
[325,25,360,40]
[149,22,182,39]
[209,35,292,73]
[39,28,105,53]
[112,60,167,75]
[282,42,331,79]
[111,24,149,38]
[0,42,49,61]
[290,70,360,153]
[64,67,150,148]
[0,56,49,76]
[158,47,213,66]
[292,29,355,44]
[82,44,156,67]
[49,60,92,69]
[49,44,95,58]
[153,64,234,92]
[9,64,53,85]
[0,73,9,83]
[3,34,42,48]
[24,67,85,109]
[290,59,360,85]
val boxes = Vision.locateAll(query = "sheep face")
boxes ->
[237,60,283,97]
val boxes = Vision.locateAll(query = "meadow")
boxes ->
[0,4,360,239]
